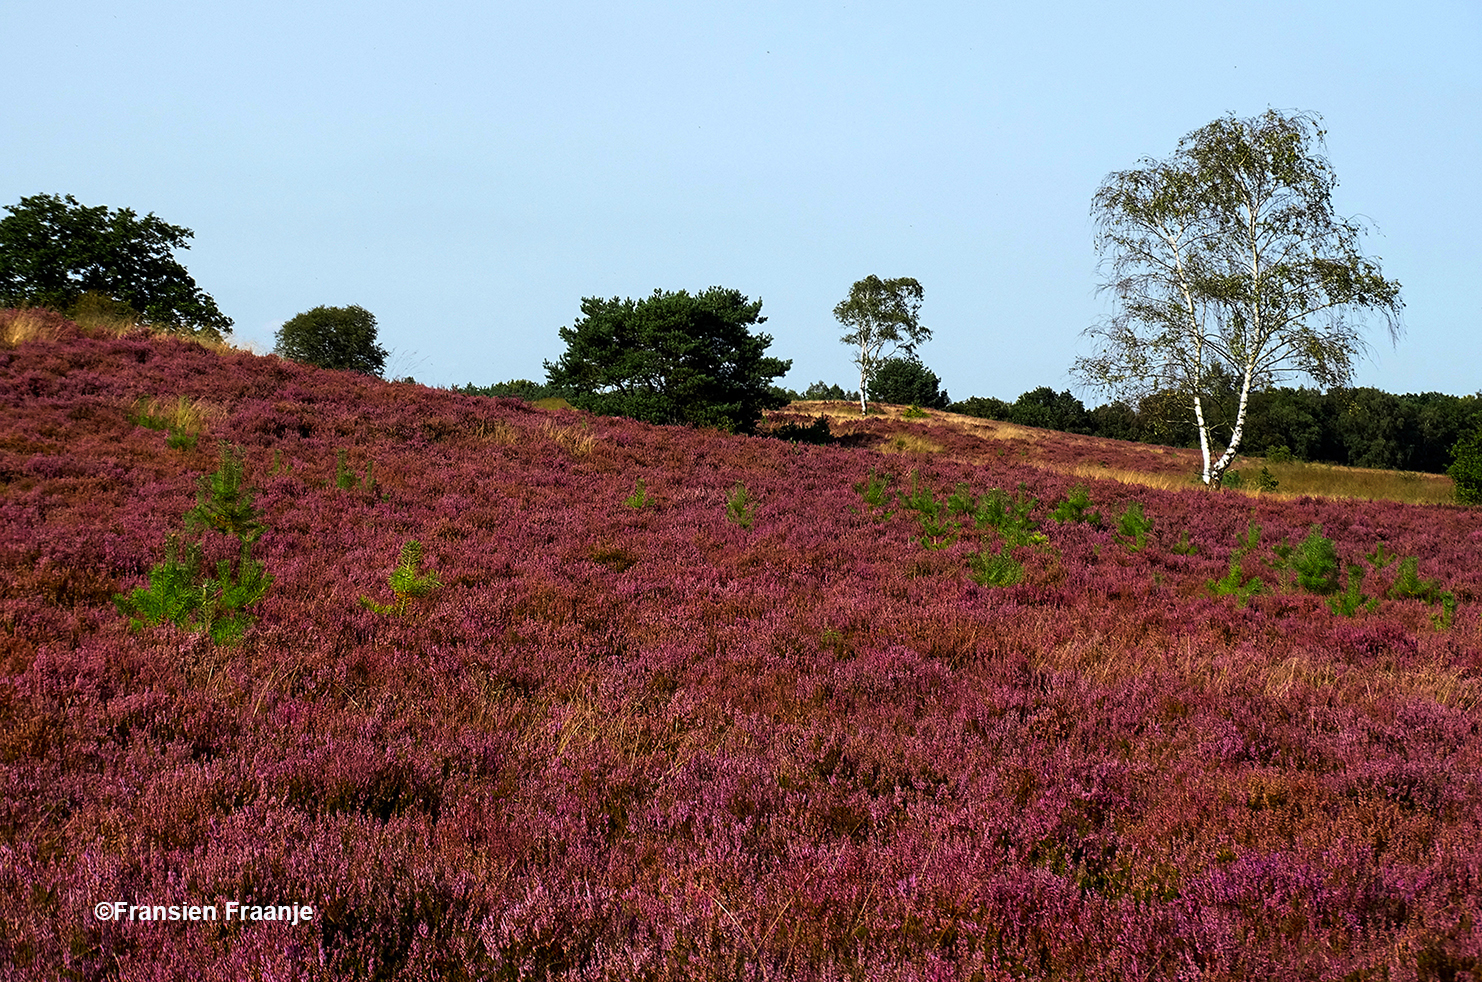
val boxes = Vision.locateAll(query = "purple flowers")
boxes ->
[1,319,1480,978]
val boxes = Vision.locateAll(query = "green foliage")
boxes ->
[1170,531,1199,555]
[802,380,858,401]
[1291,525,1340,595]
[866,357,949,409]
[1387,555,1442,603]
[972,485,1040,546]
[1049,485,1101,526]
[1364,542,1397,570]
[725,483,755,529]
[1448,418,1482,505]
[1328,564,1378,617]
[275,305,388,377]
[1206,520,1264,606]
[946,395,1013,421]
[0,192,233,339]
[360,540,441,616]
[186,443,266,544]
[901,403,928,419]
[1256,467,1280,492]
[1006,387,1093,434]
[834,275,928,414]
[1222,470,1245,490]
[854,469,896,519]
[624,477,651,509]
[1076,110,1403,488]
[1432,592,1457,630]
[1115,502,1153,550]
[967,547,1024,588]
[768,416,834,445]
[544,287,791,434]
[115,444,271,643]
[1265,444,1296,464]
[335,450,376,493]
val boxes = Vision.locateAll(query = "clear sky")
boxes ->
[4,1,1478,400]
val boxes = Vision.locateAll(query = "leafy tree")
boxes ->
[834,275,928,415]
[948,395,1013,421]
[1007,386,1092,433]
[274,305,388,377]
[1074,110,1403,487]
[0,192,233,339]
[543,287,791,434]
[867,357,949,409]
[803,380,858,401]
[1449,416,1482,506]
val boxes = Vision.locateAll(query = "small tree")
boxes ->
[0,193,233,340]
[834,275,928,415]
[544,287,791,434]
[275,305,388,377]
[867,357,949,409]
[1073,110,1403,487]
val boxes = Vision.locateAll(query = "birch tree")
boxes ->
[834,275,928,415]
[1074,110,1403,487]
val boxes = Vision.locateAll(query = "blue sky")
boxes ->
[4,1,1478,399]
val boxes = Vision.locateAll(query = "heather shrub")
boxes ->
[114,442,271,643]
[359,539,441,615]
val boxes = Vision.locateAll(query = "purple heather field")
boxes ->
[1,313,1480,980]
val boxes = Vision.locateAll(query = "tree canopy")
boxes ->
[0,193,233,340]
[1073,110,1403,487]
[834,275,928,415]
[274,305,388,377]
[544,287,792,434]
[866,357,949,409]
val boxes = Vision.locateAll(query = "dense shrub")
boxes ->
[274,304,388,377]
[865,357,949,409]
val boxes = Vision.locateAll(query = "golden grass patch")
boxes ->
[541,419,596,456]
[0,309,64,347]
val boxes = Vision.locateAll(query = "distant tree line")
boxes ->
[948,384,1480,475]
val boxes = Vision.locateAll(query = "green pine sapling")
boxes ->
[360,539,442,615]
[115,442,272,643]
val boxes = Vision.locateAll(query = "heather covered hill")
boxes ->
[2,321,1481,979]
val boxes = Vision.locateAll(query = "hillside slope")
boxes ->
[2,324,1481,979]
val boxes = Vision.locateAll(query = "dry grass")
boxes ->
[0,309,65,347]
[472,420,518,445]
[1233,459,1455,506]
[130,395,221,435]
[879,432,943,454]
[541,419,596,456]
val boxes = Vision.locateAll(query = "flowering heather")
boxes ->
[2,319,1481,980]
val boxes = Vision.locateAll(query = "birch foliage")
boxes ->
[833,275,928,415]
[1075,110,1403,486]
